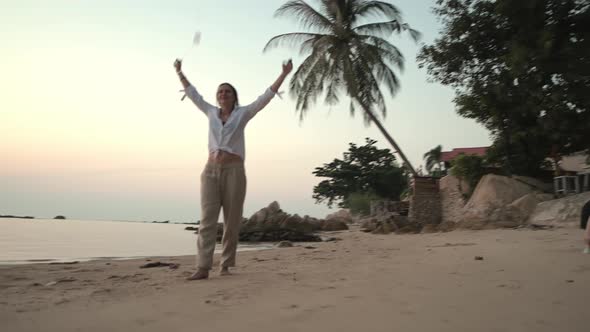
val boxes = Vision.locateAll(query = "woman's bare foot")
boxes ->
[186,268,209,280]
[219,267,231,276]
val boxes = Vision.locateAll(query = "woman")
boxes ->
[174,58,293,279]
[581,200,590,254]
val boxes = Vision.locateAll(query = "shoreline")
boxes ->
[1,228,589,332]
[0,243,276,266]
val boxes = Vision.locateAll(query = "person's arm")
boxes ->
[270,59,293,93]
[244,60,294,117]
[174,59,215,113]
[174,59,191,89]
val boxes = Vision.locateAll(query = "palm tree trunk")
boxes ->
[363,107,418,177]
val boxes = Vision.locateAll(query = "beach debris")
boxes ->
[185,226,198,231]
[303,246,317,249]
[474,256,484,260]
[276,241,293,248]
[321,236,342,242]
[54,298,70,305]
[566,280,574,283]
[139,262,179,269]
[45,277,76,286]
[107,273,144,280]
[49,261,79,265]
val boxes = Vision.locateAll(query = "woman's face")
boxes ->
[217,84,236,108]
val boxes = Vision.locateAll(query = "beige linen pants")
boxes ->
[197,162,246,270]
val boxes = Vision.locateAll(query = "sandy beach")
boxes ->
[1,227,589,332]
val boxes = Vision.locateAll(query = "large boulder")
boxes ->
[458,174,539,228]
[325,209,354,224]
[529,192,590,227]
[321,218,349,231]
[504,193,554,223]
[439,175,469,224]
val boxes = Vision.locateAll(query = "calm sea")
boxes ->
[0,218,273,265]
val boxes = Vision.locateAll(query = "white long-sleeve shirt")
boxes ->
[185,85,276,161]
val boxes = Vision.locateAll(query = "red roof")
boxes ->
[441,147,488,162]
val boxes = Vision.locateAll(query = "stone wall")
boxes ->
[408,177,442,226]
[409,193,442,226]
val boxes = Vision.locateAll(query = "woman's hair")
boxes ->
[218,82,239,107]
[582,200,590,229]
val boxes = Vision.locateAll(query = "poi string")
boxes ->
[179,31,201,101]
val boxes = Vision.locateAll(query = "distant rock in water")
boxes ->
[152,220,169,224]
[0,215,35,219]
[53,215,66,220]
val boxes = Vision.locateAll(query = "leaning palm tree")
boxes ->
[423,144,443,174]
[264,0,420,176]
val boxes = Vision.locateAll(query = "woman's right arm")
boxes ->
[174,59,215,113]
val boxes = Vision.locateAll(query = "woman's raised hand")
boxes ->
[282,59,293,75]
[174,59,183,73]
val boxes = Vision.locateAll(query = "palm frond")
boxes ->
[353,20,403,37]
[357,34,404,69]
[263,32,326,53]
[290,51,332,118]
[353,1,401,21]
[275,0,333,32]
[402,23,422,42]
[298,34,336,56]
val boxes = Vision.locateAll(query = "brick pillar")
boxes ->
[409,177,442,226]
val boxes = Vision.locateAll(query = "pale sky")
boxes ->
[0,0,491,222]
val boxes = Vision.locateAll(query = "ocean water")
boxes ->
[0,218,273,265]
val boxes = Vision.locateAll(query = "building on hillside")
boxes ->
[553,151,590,196]
[440,146,489,170]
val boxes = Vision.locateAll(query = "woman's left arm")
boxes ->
[244,60,293,116]
[271,59,293,93]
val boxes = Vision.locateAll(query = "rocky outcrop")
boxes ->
[370,201,409,217]
[439,175,469,224]
[529,192,590,227]
[198,201,349,242]
[325,209,354,224]
[457,174,552,229]
[359,213,421,234]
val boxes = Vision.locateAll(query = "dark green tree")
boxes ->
[312,138,408,208]
[418,0,590,176]
[450,154,485,197]
[264,0,421,176]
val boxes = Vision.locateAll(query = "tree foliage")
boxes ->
[312,138,408,208]
[418,0,590,176]
[423,144,444,175]
[265,0,421,176]
[450,154,486,196]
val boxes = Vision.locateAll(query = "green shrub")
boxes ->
[345,191,382,216]
[450,154,485,198]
